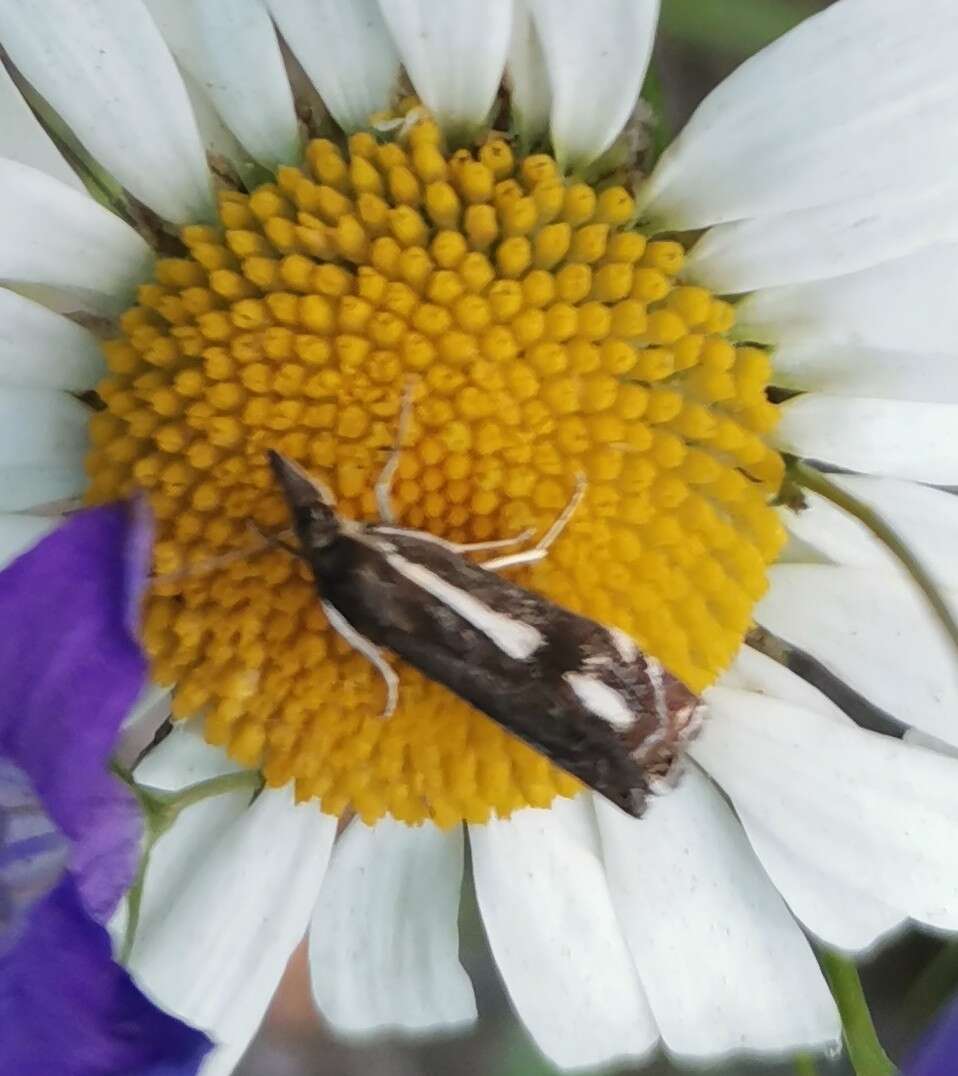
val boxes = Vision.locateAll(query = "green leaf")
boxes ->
[659,0,821,55]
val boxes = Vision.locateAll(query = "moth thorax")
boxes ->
[294,503,341,553]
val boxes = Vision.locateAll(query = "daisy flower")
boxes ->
[0,0,957,1072]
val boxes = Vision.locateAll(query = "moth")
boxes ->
[268,441,703,818]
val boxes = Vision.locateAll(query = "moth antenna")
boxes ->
[375,377,419,524]
[149,526,293,585]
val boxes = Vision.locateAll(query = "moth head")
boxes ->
[268,451,340,552]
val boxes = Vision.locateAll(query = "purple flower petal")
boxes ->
[0,872,211,1076]
[0,502,151,920]
[0,756,70,955]
[906,996,958,1076]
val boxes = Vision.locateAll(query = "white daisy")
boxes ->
[1,1,957,1073]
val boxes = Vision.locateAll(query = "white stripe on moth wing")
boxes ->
[564,672,635,731]
[645,656,669,723]
[609,627,639,663]
[385,552,544,660]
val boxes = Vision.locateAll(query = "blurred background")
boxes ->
[237,2,951,1072]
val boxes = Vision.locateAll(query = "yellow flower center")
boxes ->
[86,118,785,827]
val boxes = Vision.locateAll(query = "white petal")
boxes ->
[268,0,400,133]
[905,728,958,761]
[0,0,213,225]
[0,57,81,190]
[0,288,104,390]
[129,784,336,1061]
[735,243,958,355]
[693,688,958,932]
[0,388,88,468]
[193,0,301,169]
[724,645,847,723]
[117,683,173,765]
[773,396,958,485]
[506,0,550,148]
[596,770,839,1058]
[378,0,512,139]
[772,344,958,404]
[0,512,55,568]
[310,818,475,1034]
[757,564,958,746]
[470,797,657,1068]
[638,0,958,228]
[0,159,152,315]
[737,813,906,955]
[529,0,659,170]
[686,184,958,294]
[782,476,958,587]
[710,667,906,952]
[0,465,86,510]
[134,720,241,789]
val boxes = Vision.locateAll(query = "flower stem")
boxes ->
[819,950,896,1076]
[119,838,153,963]
[793,1056,820,1076]
[790,459,958,661]
[117,768,263,960]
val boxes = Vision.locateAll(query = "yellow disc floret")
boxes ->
[86,120,785,826]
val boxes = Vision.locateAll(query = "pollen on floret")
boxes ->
[86,116,785,827]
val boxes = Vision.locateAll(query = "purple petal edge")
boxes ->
[0,502,152,920]
[0,872,211,1076]
[905,996,958,1076]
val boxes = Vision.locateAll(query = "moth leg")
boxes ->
[374,382,416,525]
[321,600,399,719]
[447,528,535,553]
[482,475,586,572]
[479,548,549,572]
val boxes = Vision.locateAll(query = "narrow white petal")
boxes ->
[529,0,659,170]
[687,185,958,294]
[0,0,213,225]
[773,395,958,485]
[736,243,958,355]
[129,785,336,1060]
[0,388,88,467]
[0,159,152,314]
[771,343,958,404]
[757,564,958,746]
[0,59,81,190]
[507,0,550,148]
[0,288,104,390]
[0,465,86,510]
[0,512,55,568]
[638,0,958,228]
[782,476,958,587]
[693,688,958,932]
[378,0,512,139]
[596,771,839,1058]
[193,0,301,169]
[310,818,475,1034]
[268,0,401,133]
[470,797,657,1068]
